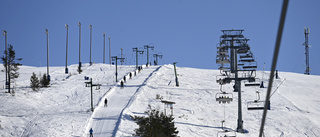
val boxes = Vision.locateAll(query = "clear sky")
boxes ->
[1,0,319,75]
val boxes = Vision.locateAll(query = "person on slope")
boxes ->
[120,80,124,89]
[104,98,108,107]
[89,128,93,137]
[129,72,132,79]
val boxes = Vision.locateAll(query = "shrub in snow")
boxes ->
[40,74,50,87]
[131,105,179,137]
[30,72,40,91]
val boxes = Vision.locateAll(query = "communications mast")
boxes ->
[304,27,310,75]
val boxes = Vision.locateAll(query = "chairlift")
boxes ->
[239,59,255,62]
[242,66,257,69]
[217,130,236,137]
[237,46,250,54]
[245,82,260,87]
[240,54,253,58]
[247,91,265,110]
[244,78,260,87]
[217,120,236,137]
[216,75,228,85]
[216,92,233,104]
[217,50,228,55]
[216,59,230,64]
[95,84,101,90]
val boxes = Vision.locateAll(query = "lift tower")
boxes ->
[216,30,257,133]
[304,27,310,75]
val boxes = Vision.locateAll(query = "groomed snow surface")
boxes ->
[1,64,320,137]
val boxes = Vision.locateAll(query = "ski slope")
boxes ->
[84,66,160,137]
[0,64,320,136]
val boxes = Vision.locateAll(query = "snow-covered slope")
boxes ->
[1,64,320,136]
[0,63,136,136]
[116,64,320,137]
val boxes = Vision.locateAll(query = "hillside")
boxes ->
[1,64,320,136]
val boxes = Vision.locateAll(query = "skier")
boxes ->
[129,72,132,79]
[104,98,108,107]
[120,80,124,89]
[89,128,93,137]
[123,76,126,83]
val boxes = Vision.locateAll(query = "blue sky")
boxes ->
[1,0,319,75]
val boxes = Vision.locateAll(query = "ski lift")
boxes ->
[247,91,265,110]
[217,130,236,137]
[240,54,253,58]
[245,83,260,87]
[242,66,257,69]
[239,59,255,62]
[244,78,260,87]
[216,75,228,85]
[217,120,236,137]
[237,46,250,54]
[216,92,233,104]
[216,58,230,64]
[95,84,101,90]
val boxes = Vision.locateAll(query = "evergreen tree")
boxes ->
[1,44,22,93]
[30,72,40,91]
[40,74,50,87]
[131,105,179,137]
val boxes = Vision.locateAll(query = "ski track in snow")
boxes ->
[1,64,320,137]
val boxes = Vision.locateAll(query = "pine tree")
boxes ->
[1,44,22,93]
[40,74,50,87]
[30,72,40,91]
[131,105,179,137]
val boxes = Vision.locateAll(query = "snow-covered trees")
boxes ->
[131,105,179,137]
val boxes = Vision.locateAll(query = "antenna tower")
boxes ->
[304,27,310,75]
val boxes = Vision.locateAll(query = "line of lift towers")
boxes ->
[215,29,261,136]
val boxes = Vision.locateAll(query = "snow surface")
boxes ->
[1,64,320,137]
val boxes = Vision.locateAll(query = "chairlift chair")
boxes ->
[237,46,250,54]
[217,130,236,137]
[242,66,257,69]
[247,100,265,110]
[216,92,233,104]
[240,54,253,59]
[217,119,236,137]
[247,91,265,110]
[95,84,101,90]
[216,75,228,85]
[239,59,255,62]
[244,78,260,87]
[216,58,230,64]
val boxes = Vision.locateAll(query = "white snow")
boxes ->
[0,64,320,137]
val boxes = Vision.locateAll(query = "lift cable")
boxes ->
[259,0,289,136]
